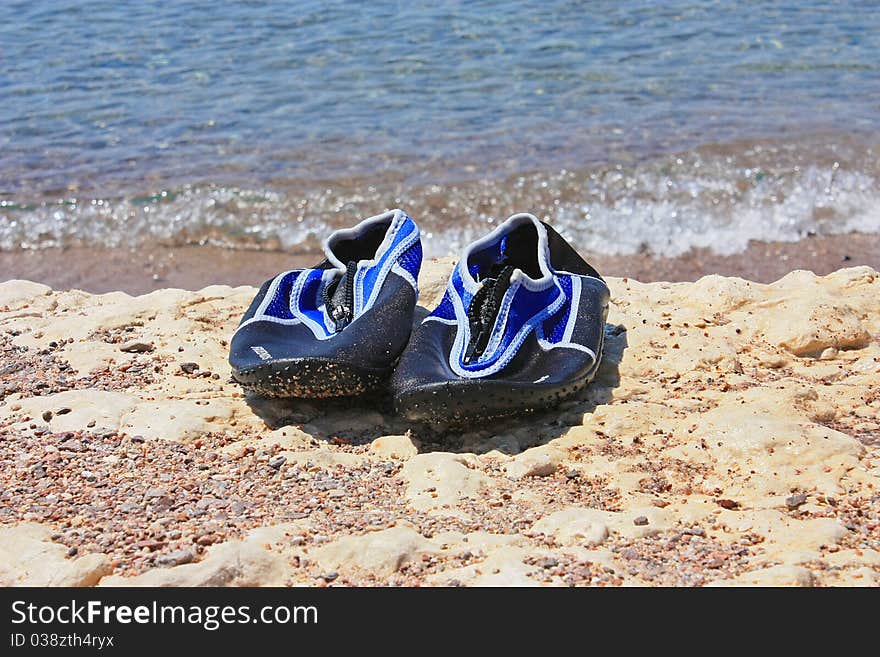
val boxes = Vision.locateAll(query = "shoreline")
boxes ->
[2,232,879,295]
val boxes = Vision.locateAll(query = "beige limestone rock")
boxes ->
[431,545,541,587]
[4,389,139,433]
[531,509,610,547]
[101,538,289,587]
[0,280,52,309]
[59,340,123,376]
[505,446,565,478]
[0,523,112,586]
[711,564,815,587]
[120,398,242,442]
[278,449,364,468]
[401,453,492,512]
[312,527,436,576]
[369,434,420,460]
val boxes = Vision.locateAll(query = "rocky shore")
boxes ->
[1,261,878,586]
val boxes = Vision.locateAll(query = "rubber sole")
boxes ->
[393,340,604,424]
[231,357,389,399]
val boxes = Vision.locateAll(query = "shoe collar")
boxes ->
[458,212,556,293]
[323,208,408,273]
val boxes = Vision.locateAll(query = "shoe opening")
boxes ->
[470,220,544,281]
[328,217,392,264]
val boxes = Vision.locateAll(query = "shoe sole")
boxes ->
[394,337,605,424]
[232,358,389,399]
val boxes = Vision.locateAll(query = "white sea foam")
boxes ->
[2,155,878,259]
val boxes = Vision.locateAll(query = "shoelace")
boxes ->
[322,261,358,332]
[463,264,514,364]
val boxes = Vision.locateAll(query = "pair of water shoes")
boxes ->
[229,210,610,423]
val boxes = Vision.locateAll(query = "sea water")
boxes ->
[1,0,879,257]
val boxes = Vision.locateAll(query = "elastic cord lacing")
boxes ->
[322,261,358,332]
[463,263,514,364]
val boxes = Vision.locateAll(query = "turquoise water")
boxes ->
[1,1,879,256]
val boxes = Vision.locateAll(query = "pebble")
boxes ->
[786,493,808,509]
[633,516,649,526]
[41,410,53,422]
[120,340,154,353]
[268,455,287,469]
[179,362,199,374]
[716,499,739,510]
[156,548,197,567]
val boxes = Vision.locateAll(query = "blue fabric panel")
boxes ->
[542,275,572,343]
[397,239,422,280]
[430,290,456,320]
[298,269,329,330]
[263,271,300,319]
[360,216,416,308]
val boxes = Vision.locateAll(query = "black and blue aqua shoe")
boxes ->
[229,209,422,398]
[391,212,609,422]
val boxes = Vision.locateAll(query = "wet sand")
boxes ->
[1,232,878,294]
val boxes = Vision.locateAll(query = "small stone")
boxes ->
[41,410,53,422]
[120,340,154,353]
[151,496,174,512]
[67,546,78,557]
[633,516,649,526]
[56,407,72,415]
[707,556,725,569]
[322,571,339,582]
[505,447,564,479]
[786,493,808,509]
[157,548,196,567]
[268,455,287,469]
[716,499,739,510]
[58,438,84,452]
[81,470,97,482]
[179,362,199,374]
[540,558,558,569]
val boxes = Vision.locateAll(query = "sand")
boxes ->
[0,260,878,587]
